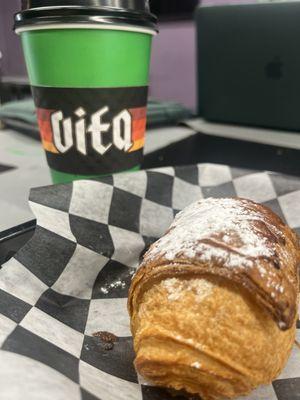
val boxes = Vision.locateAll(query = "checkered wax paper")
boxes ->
[0,163,299,400]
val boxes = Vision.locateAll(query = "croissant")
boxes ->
[128,198,299,400]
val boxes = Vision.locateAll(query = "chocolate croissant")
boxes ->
[128,198,299,400]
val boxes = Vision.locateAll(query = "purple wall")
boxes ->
[0,0,27,77]
[149,20,197,110]
[1,0,198,110]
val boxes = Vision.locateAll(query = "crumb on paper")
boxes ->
[103,343,114,351]
[93,331,117,342]
[93,331,118,350]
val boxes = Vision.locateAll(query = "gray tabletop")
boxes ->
[1,119,300,232]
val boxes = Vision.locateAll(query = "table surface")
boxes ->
[1,118,300,232]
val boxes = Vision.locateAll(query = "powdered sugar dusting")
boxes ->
[100,279,126,294]
[146,198,278,270]
[191,362,202,369]
[162,277,214,302]
[278,321,287,329]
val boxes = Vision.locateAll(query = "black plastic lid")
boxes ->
[15,0,157,33]
[22,0,151,12]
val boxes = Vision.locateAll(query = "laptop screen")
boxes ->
[150,0,199,20]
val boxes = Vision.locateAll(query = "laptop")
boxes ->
[196,2,300,131]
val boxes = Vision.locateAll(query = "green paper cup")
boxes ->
[15,0,157,184]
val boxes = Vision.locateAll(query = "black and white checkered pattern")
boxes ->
[0,163,299,400]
